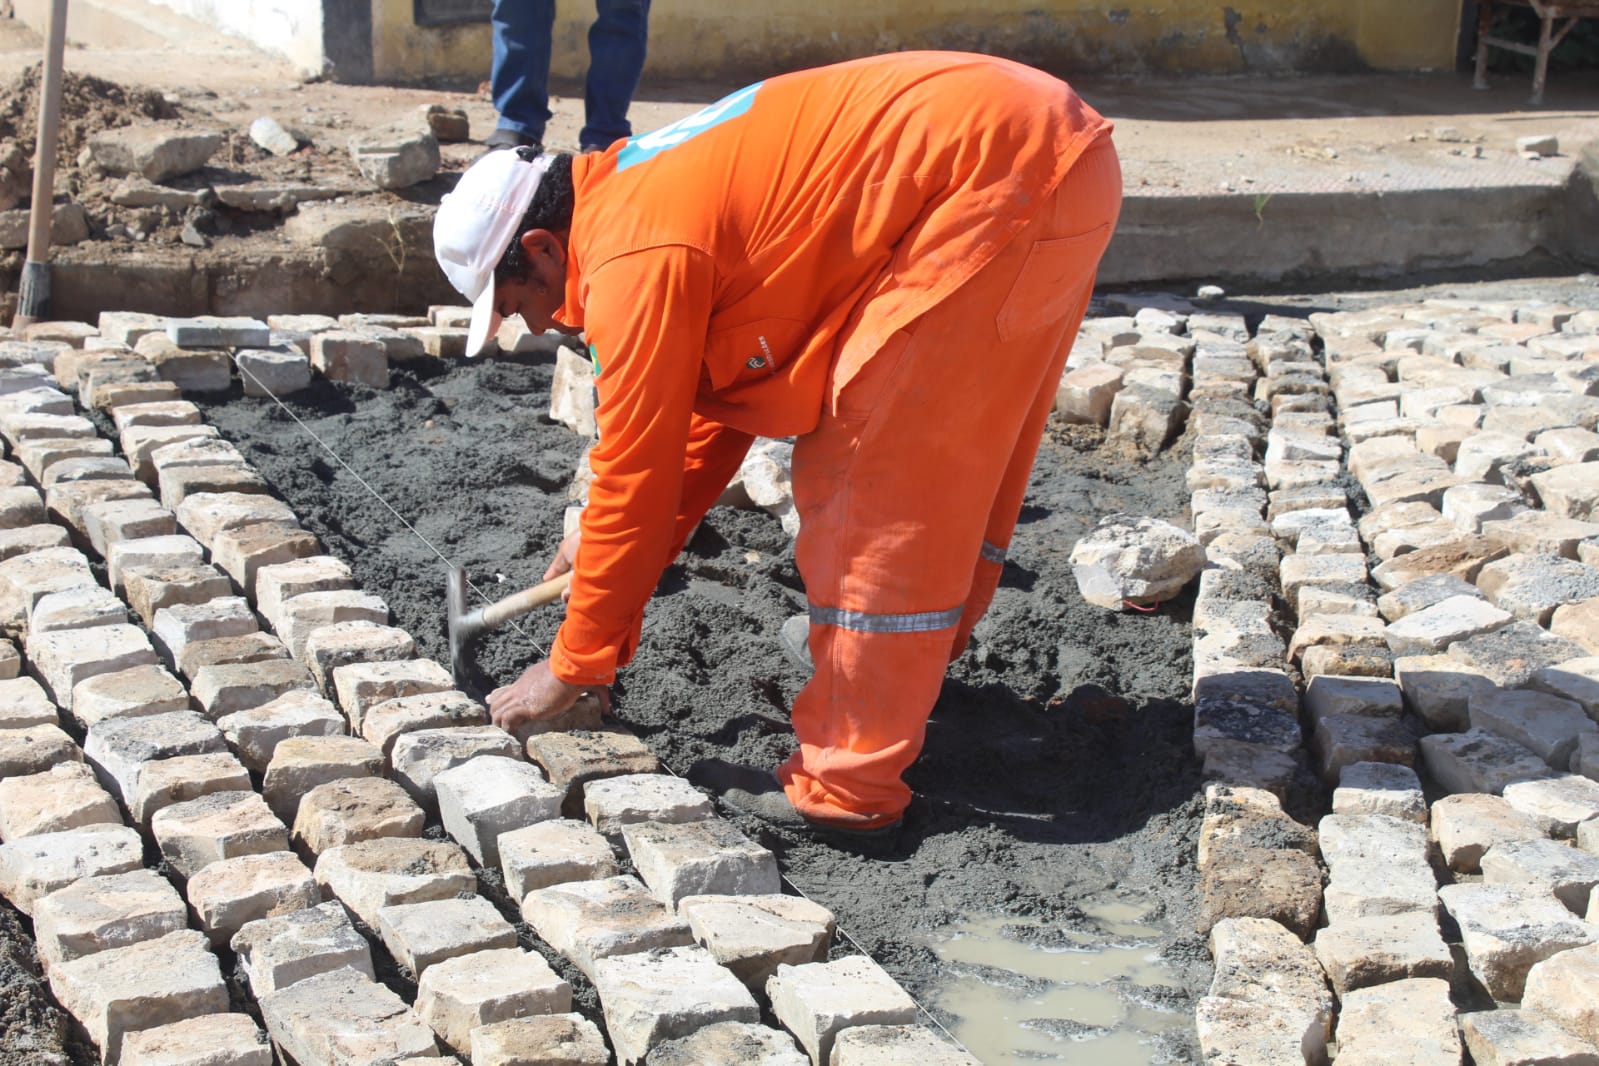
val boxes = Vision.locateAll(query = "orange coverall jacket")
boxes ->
[547,50,1113,686]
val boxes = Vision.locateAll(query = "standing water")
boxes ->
[932,897,1194,1063]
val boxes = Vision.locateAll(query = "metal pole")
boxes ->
[13,0,70,329]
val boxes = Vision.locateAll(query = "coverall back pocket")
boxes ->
[995,222,1112,342]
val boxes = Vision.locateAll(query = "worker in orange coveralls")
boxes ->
[433,50,1122,848]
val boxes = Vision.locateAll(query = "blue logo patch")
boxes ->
[616,82,764,172]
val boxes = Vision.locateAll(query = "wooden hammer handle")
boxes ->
[480,571,572,630]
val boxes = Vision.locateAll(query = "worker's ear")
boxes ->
[517,229,566,273]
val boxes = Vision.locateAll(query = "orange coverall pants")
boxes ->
[778,136,1123,828]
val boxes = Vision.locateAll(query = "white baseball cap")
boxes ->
[433,148,554,357]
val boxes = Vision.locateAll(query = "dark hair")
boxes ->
[496,150,575,281]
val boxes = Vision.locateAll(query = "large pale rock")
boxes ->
[314,837,475,928]
[1439,881,1599,1000]
[413,946,571,1056]
[1523,942,1599,1047]
[31,867,188,972]
[1481,837,1599,912]
[258,965,439,1065]
[1332,977,1461,1066]
[89,126,223,183]
[622,817,780,908]
[0,824,144,914]
[1431,793,1547,873]
[520,874,692,980]
[1460,1008,1599,1066]
[765,954,915,1066]
[231,900,373,998]
[1068,514,1205,609]
[348,123,441,190]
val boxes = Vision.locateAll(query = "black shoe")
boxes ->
[779,613,812,672]
[483,127,542,152]
[689,758,903,854]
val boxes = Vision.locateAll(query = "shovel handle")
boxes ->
[480,571,573,630]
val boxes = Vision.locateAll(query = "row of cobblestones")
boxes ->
[0,312,977,1065]
[1181,293,1599,1063]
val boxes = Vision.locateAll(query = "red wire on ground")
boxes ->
[1122,600,1161,612]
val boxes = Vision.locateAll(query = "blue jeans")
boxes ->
[491,0,651,150]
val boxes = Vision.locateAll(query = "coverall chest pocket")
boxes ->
[996,223,1113,342]
[702,318,810,392]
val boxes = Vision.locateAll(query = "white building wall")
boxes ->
[143,0,329,78]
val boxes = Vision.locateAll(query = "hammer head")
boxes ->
[446,564,481,685]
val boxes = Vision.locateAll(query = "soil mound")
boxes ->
[0,65,178,167]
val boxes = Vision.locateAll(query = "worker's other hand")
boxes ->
[487,659,608,734]
[543,529,581,602]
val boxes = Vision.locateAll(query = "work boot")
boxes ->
[482,127,542,153]
[778,613,812,672]
[689,758,903,855]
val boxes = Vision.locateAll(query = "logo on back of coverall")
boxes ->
[616,82,764,172]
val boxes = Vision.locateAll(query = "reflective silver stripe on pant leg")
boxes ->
[980,540,1007,565]
[807,604,964,633]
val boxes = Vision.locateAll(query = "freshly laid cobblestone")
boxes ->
[765,954,917,1066]
[375,894,519,977]
[413,946,571,1056]
[679,894,834,991]
[0,761,120,839]
[468,1013,609,1066]
[1523,943,1599,1047]
[261,734,384,823]
[593,945,760,1066]
[129,751,252,826]
[0,824,144,914]
[1439,882,1599,1000]
[258,965,438,1065]
[292,775,425,853]
[436,755,563,866]
[30,867,189,972]
[499,818,620,898]
[521,875,693,980]
[150,789,289,878]
[215,690,344,773]
[232,900,375,998]
[185,850,319,947]
[117,1014,273,1066]
[621,817,780,907]
[314,837,476,927]
[1431,793,1549,873]
[1333,977,1461,1066]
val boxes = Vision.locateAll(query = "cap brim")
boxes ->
[465,277,502,358]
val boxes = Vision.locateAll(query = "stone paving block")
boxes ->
[1483,838,1599,912]
[0,823,144,915]
[231,900,374,998]
[30,585,129,634]
[0,674,55,730]
[1421,728,1554,796]
[828,1024,981,1066]
[1539,426,1599,463]
[302,620,416,694]
[765,954,914,1066]
[171,490,292,550]
[0,522,71,564]
[262,734,384,823]
[436,755,563,867]
[1375,573,1482,624]
[134,334,231,393]
[12,440,106,489]
[157,464,270,511]
[1460,1008,1599,1066]
[375,894,519,977]
[623,818,780,908]
[31,867,188,974]
[1394,654,1498,731]
[1457,430,1539,483]
[310,331,390,387]
[237,348,312,397]
[48,929,228,1063]
[1439,882,1599,1000]
[0,721,78,780]
[1524,942,1599,1047]
[130,751,252,826]
[150,596,255,666]
[1333,977,1460,1066]
[679,894,834,992]
[499,818,619,898]
[106,535,205,597]
[468,1013,608,1066]
[1471,688,1596,770]
[122,564,233,629]
[1319,813,1438,922]
[0,411,95,449]
[1485,512,1599,560]
[176,632,290,681]
[331,658,452,728]
[1312,911,1452,997]
[315,837,476,928]
[1556,597,1599,655]
[1432,793,1549,873]
[27,623,161,711]
[414,946,571,1056]
[1384,593,1514,656]
[0,545,96,631]
[48,480,155,542]
[211,522,320,597]
[166,316,268,349]
[190,658,316,720]
[275,588,388,660]
[0,761,119,840]
[1332,761,1426,823]
[527,726,664,817]
[1371,536,1508,592]
[216,689,344,773]
[1531,657,1599,720]
[258,965,438,1065]
[42,456,135,490]
[391,726,522,809]
[362,690,486,756]
[1450,620,1590,687]
[584,774,715,838]
[1193,993,1328,1066]
[1480,553,1599,625]
[1503,775,1599,837]
[185,849,318,948]
[1304,675,1403,723]
[1205,917,1334,1060]
[1312,714,1416,785]
[1533,462,1599,520]
[253,555,355,629]
[84,710,227,807]
[1054,363,1123,425]
[152,790,288,879]
[521,875,693,980]
[292,776,425,854]
[1280,553,1367,612]
[108,400,200,434]
[1443,482,1528,533]
[118,1014,273,1066]
[1287,613,1385,662]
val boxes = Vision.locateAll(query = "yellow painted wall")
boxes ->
[369,0,1461,84]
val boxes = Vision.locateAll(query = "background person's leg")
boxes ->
[780,138,1122,828]
[491,0,557,143]
[581,0,651,150]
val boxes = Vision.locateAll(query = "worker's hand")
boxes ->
[486,659,608,733]
[543,529,581,602]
